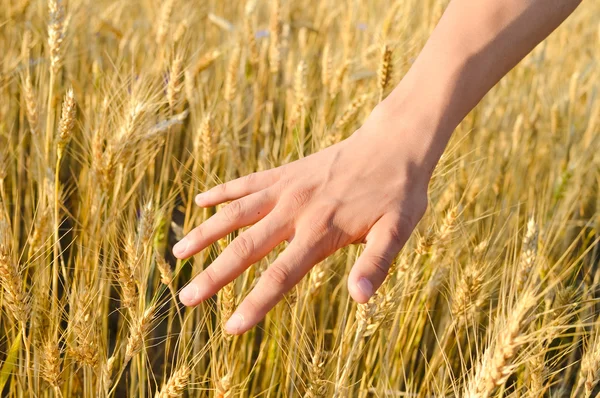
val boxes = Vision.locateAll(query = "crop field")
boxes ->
[0,0,599,397]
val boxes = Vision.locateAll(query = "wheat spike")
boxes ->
[516,217,539,294]
[268,0,281,74]
[168,55,184,112]
[527,349,546,397]
[191,49,221,77]
[436,206,459,247]
[156,0,174,46]
[155,250,172,286]
[451,262,486,327]
[102,355,117,391]
[576,331,600,398]
[289,60,307,129]
[334,94,369,130]
[328,60,350,98]
[0,215,30,324]
[321,43,332,88]
[137,201,155,249]
[23,74,39,135]
[308,262,326,296]
[118,243,138,312]
[219,282,235,325]
[215,372,232,398]
[158,364,191,398]
[377,43,393,101]
[224,44,241,102]
[125,306,155,363]
[40,339,62,388]
[305,350,327,397]
[57,88,76,160]
[69,290,100,368]
[245,17,259,65]
[465,291,537,398]
[48,0,65,75]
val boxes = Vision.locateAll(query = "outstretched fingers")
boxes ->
[178,212,289,306]
[223,239,326,335]
[195,169,282,207]
[173,189,276,259]
[347,214,409,303]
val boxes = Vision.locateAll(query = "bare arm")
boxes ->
[379,0,582,171]
[174,0,583,335]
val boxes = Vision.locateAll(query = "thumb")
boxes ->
[348,215,407,303]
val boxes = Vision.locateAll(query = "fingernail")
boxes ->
[225,313,244,334]
[357,278,374,298]
[179,284,200,305]
[173,238,188,257]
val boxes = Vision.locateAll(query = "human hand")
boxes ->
[173,104,435,335]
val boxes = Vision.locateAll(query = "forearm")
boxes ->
[377,0,582,173]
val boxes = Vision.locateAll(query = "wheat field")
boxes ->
[0,0,599,397]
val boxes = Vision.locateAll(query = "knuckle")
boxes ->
[307,213,333,241]
[243,295,261,315]
[215,183,228,196]
[366,255,390,280]
[203,267,219,286]
[394,203,426,235]
[387,225,407,248]
[190,225,206,243]
[223,200,243,222]
[289,188,311,209]
[263,264,291,288]
[230,234,254,261]
[242,173,256,185]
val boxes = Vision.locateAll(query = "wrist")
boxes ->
[363,88,455,180]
